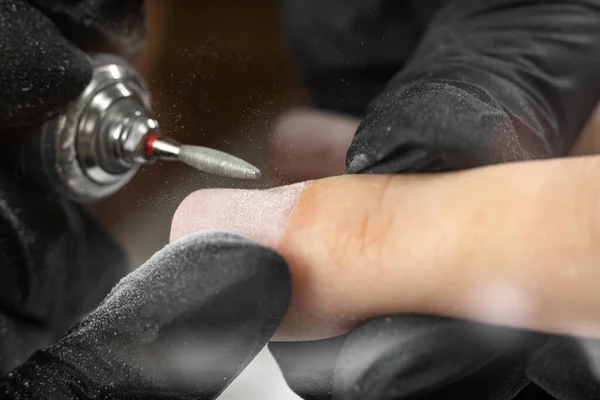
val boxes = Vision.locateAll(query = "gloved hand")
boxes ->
[0,0,144,130]
[0,169,129,375]
[0,0,144,376]
[0,231,291,399]
[271,0,600,399]
[270,318,547,400]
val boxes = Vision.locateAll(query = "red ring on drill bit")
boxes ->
[145,132,160,157]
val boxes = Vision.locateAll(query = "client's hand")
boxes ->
[172,156,600,397]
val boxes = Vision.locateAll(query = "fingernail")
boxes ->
[170,182,307,248]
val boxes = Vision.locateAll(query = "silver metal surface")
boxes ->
[42,55,146,202]
[151,137,181,160]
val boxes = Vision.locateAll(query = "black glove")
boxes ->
[0,231,291,399]
[0,170,128,375]
[0,0,144,130]
[274,1,600,399]
[271,317,546,400]
[0,0,144,375]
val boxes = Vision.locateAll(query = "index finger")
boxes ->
[172,156,600,341]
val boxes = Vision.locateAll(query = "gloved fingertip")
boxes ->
[129,230,292,332]
[30,0,146,58]
[345,153,371,174]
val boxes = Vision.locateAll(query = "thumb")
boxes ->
[171,156,600,342]
[0,231,291,399]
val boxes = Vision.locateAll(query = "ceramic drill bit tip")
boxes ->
[146,135,262,180]
[178,145,262,180]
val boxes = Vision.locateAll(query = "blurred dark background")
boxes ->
[92,0,306,266]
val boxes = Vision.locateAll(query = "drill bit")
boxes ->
[178,145,262,179]
[145,134,262,180]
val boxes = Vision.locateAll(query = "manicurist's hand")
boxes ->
[0,0,144,131]
[1,232,291,399]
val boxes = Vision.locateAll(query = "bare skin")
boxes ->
[172,154,600,341]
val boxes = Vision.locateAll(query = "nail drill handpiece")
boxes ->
[28,54,261,203]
